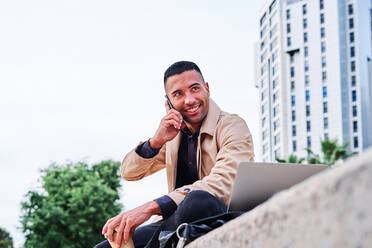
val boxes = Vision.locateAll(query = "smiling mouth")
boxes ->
[185,104,200,113]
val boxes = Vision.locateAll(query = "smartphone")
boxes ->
[165,95,184,125]
[165,95,175,109]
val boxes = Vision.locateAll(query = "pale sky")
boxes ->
[0,0,265,246]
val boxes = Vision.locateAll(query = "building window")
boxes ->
[262,117,266,127]
[351,75,356,87]
[261,64,266,76]
[320,13,325,24]
[292,110,296,121]
[323,101,328,113]
[352,90,357,102]
[274,134,280,145]
[274,148,281,158]
[291,95,295,107]
[349,18,354,29]
[305,75,309,85]
[287,37,291,46]
[304,32,308,43]
[270,24,278,38]
[290,54,295,63]
[321,41,326,53]
[354,136,358,148]
[307,136,311,148]
[273,92,278,103]
[320,0,324,10]
[351,61,356,72]
[262,129,267,141]
[304,60,309,72]
[350,46,355,57]
[324,117,328,129]
[272,63,278,75]
[303,18,307,29]
[287,23,291,33]
[272,50,278,62]
[274,119,280,131]
[286,9,290,20]
[261,90,265,101]
[322,71,327,81]
[324,133,329,139]
[292,125,296,136]
[352,105,357,117]
[353,121,358,132]
[290,66,295,77]
[306,90,310,102]
[303,4,307,15]
[260,12,267,26]
[350,32,355,43]
[348,4,353,15]
[270,36,278,51]
[263,143,268,154]
[323,86,327,98]
[306,105,310,116]
[304,46,309,57]
[321,27,325,38]
[291,81,295,91]
[273,105,279,117]
[293,140,297,152]
[322,56,326,68]
[269,0,277,13]
[273,77,278,89]
[305,60,309,71]
[306,120,311,132]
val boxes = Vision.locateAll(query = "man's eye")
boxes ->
[192,86,199,91]
[175,92,182,96]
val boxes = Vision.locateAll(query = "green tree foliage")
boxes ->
[0,227,13,248]
[306,138,356,166]
[20,160,123,248]
[275,154,305,164]
[277,138,356,166]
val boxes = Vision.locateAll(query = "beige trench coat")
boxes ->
[121,99,254,206]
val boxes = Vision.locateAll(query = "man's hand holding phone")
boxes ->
[149,99,186,149]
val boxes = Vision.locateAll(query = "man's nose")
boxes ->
[184,93,196,105]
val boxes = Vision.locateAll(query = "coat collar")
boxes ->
[166,98,221,155]
[200,98,221,137]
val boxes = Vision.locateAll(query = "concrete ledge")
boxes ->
[187,149,372,248]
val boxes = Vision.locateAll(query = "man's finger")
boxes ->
[116,216,126,248]
[107,223,116,242]
[102,218,113,234]
[123,219,132,244]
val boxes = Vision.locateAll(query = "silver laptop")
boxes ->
[227,162,328,212]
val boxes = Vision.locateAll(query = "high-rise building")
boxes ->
[255,0,372,162]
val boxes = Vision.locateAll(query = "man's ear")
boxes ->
[204,82,210,96]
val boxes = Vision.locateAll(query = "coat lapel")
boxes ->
[166,132,182,191]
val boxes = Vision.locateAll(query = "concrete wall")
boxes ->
[188,149,372,248]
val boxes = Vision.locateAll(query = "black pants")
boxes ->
[94,190,226,248]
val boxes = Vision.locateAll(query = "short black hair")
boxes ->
[163,61,204,87]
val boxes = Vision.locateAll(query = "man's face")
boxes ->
[165,70,210,130]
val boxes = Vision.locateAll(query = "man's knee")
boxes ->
[175,190,226,224]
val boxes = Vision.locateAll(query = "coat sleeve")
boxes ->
[167,115,254,205]
[120,142,166,181]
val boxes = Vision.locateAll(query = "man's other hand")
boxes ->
[102,201,161,247]
[149,100,186,148]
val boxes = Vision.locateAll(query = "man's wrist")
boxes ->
[149,137,163,149]
[146,200,161,215]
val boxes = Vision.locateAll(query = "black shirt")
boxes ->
[136,126,200,218]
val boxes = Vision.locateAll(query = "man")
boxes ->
[95,61,254,248]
